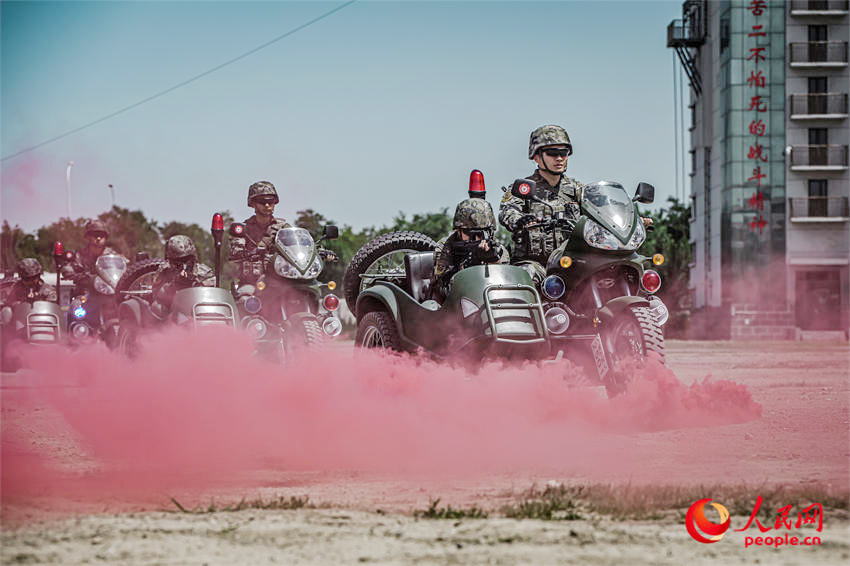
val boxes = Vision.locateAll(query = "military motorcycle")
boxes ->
[65,253,128,347]
[507,178,668,394]
[344,231,551,361]
[227,223,343,360]
[0,296,66,371]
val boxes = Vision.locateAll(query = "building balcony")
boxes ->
[789,42,848,67]
[790,93,849,119]
[790,0,849,16]
[789,197,850,222]
[667,19,705,48]
[789,145,849,170]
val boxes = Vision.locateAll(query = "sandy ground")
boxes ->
[1,340,849,565]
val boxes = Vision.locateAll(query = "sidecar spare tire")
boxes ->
[343,231,437,312]
[116,258,168,294]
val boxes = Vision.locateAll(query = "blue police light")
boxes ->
[542,275,566,300]
[243,295,262,314]
[73,306,87,319]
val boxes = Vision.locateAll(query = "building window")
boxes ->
[808,179,828,217]
[719,18,729,53]
[808,77,828,93]
[808,25,828,42]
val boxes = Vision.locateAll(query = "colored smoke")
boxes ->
[2,326,762,507]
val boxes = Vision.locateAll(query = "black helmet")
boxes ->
[164,235,197,262]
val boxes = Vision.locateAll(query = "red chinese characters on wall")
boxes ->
[744,1,769,234]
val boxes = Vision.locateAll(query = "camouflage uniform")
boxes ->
[432,199,509,299]
[2,259,57,306]
[229,215,291,281]
[2,279,57,305]
[499,170,586,284]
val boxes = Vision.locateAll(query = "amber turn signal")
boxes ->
[257,281,266,291]
[327,281,337,291]
[559,256,573,268]
[652,253,665,266]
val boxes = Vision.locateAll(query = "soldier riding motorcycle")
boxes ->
[228,222,342,357]
[0,259,62,371]
[506,177,668,394]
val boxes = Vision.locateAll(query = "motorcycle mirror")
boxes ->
[229,223,246,237]
[633,182,655,204]
[321,225,339,241]
[511,178,538,199]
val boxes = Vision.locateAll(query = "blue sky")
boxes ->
[1,0,688,233]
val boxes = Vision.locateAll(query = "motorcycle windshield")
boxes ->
[95,254,128,289]
[582,182,635,243]
[274,227,315,272]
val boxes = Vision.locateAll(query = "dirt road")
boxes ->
[2,340,848,565]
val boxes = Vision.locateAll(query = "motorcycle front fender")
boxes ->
[596,295,650,324]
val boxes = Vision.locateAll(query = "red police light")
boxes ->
[211,213,224,231]
[641,269,662,294]
[322,294,339,311]
[53,241,64,256]
[468,169,485,196]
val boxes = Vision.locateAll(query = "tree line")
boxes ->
[0,199,691,333]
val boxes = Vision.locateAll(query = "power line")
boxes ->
[1,0,357,162]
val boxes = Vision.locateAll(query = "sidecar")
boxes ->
[351,240,551,360]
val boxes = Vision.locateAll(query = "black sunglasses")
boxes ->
[542,148,570,158]
[255,197,276,205]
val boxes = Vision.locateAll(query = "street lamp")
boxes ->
[108,184,115,208]
[65,161,74,218]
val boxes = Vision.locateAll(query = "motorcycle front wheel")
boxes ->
[602,305,664,396]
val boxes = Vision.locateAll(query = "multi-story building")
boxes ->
[668,0,848,339]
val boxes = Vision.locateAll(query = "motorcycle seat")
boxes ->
[404,252,434,304]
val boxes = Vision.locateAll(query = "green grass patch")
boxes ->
[170,494,311,514]
[414,498,488,520]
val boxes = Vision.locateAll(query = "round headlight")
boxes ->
[70,322,92,339]
[273,255,300,279]
[322,317,342,337]
[542,275,566,300]
[544,307,570,334]
[304,256,323,279]
[244,317,267,339]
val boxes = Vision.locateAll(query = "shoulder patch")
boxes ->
[501,192,512,203]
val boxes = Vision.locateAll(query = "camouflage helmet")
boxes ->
[453,198,496,231]
[247,181,279,206]
[164,235,197,262]
[528,125,573,159]
[84,219,109,236]
[16,258,43,279]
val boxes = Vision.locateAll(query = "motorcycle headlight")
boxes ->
[542,275,566,300]
[93,276,115,295]
[624,219,646,251]
[273,255,301,279]
[243,317,268,339]
[304,256,323,279]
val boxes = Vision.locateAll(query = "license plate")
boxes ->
[590,334,609,379]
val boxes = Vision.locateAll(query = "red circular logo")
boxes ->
[519,183,531,195]
[685,499,731,543]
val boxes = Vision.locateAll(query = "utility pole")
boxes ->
[65,161,74,218]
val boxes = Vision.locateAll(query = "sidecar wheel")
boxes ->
[603,305,664,396]
[355,310,402,351]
